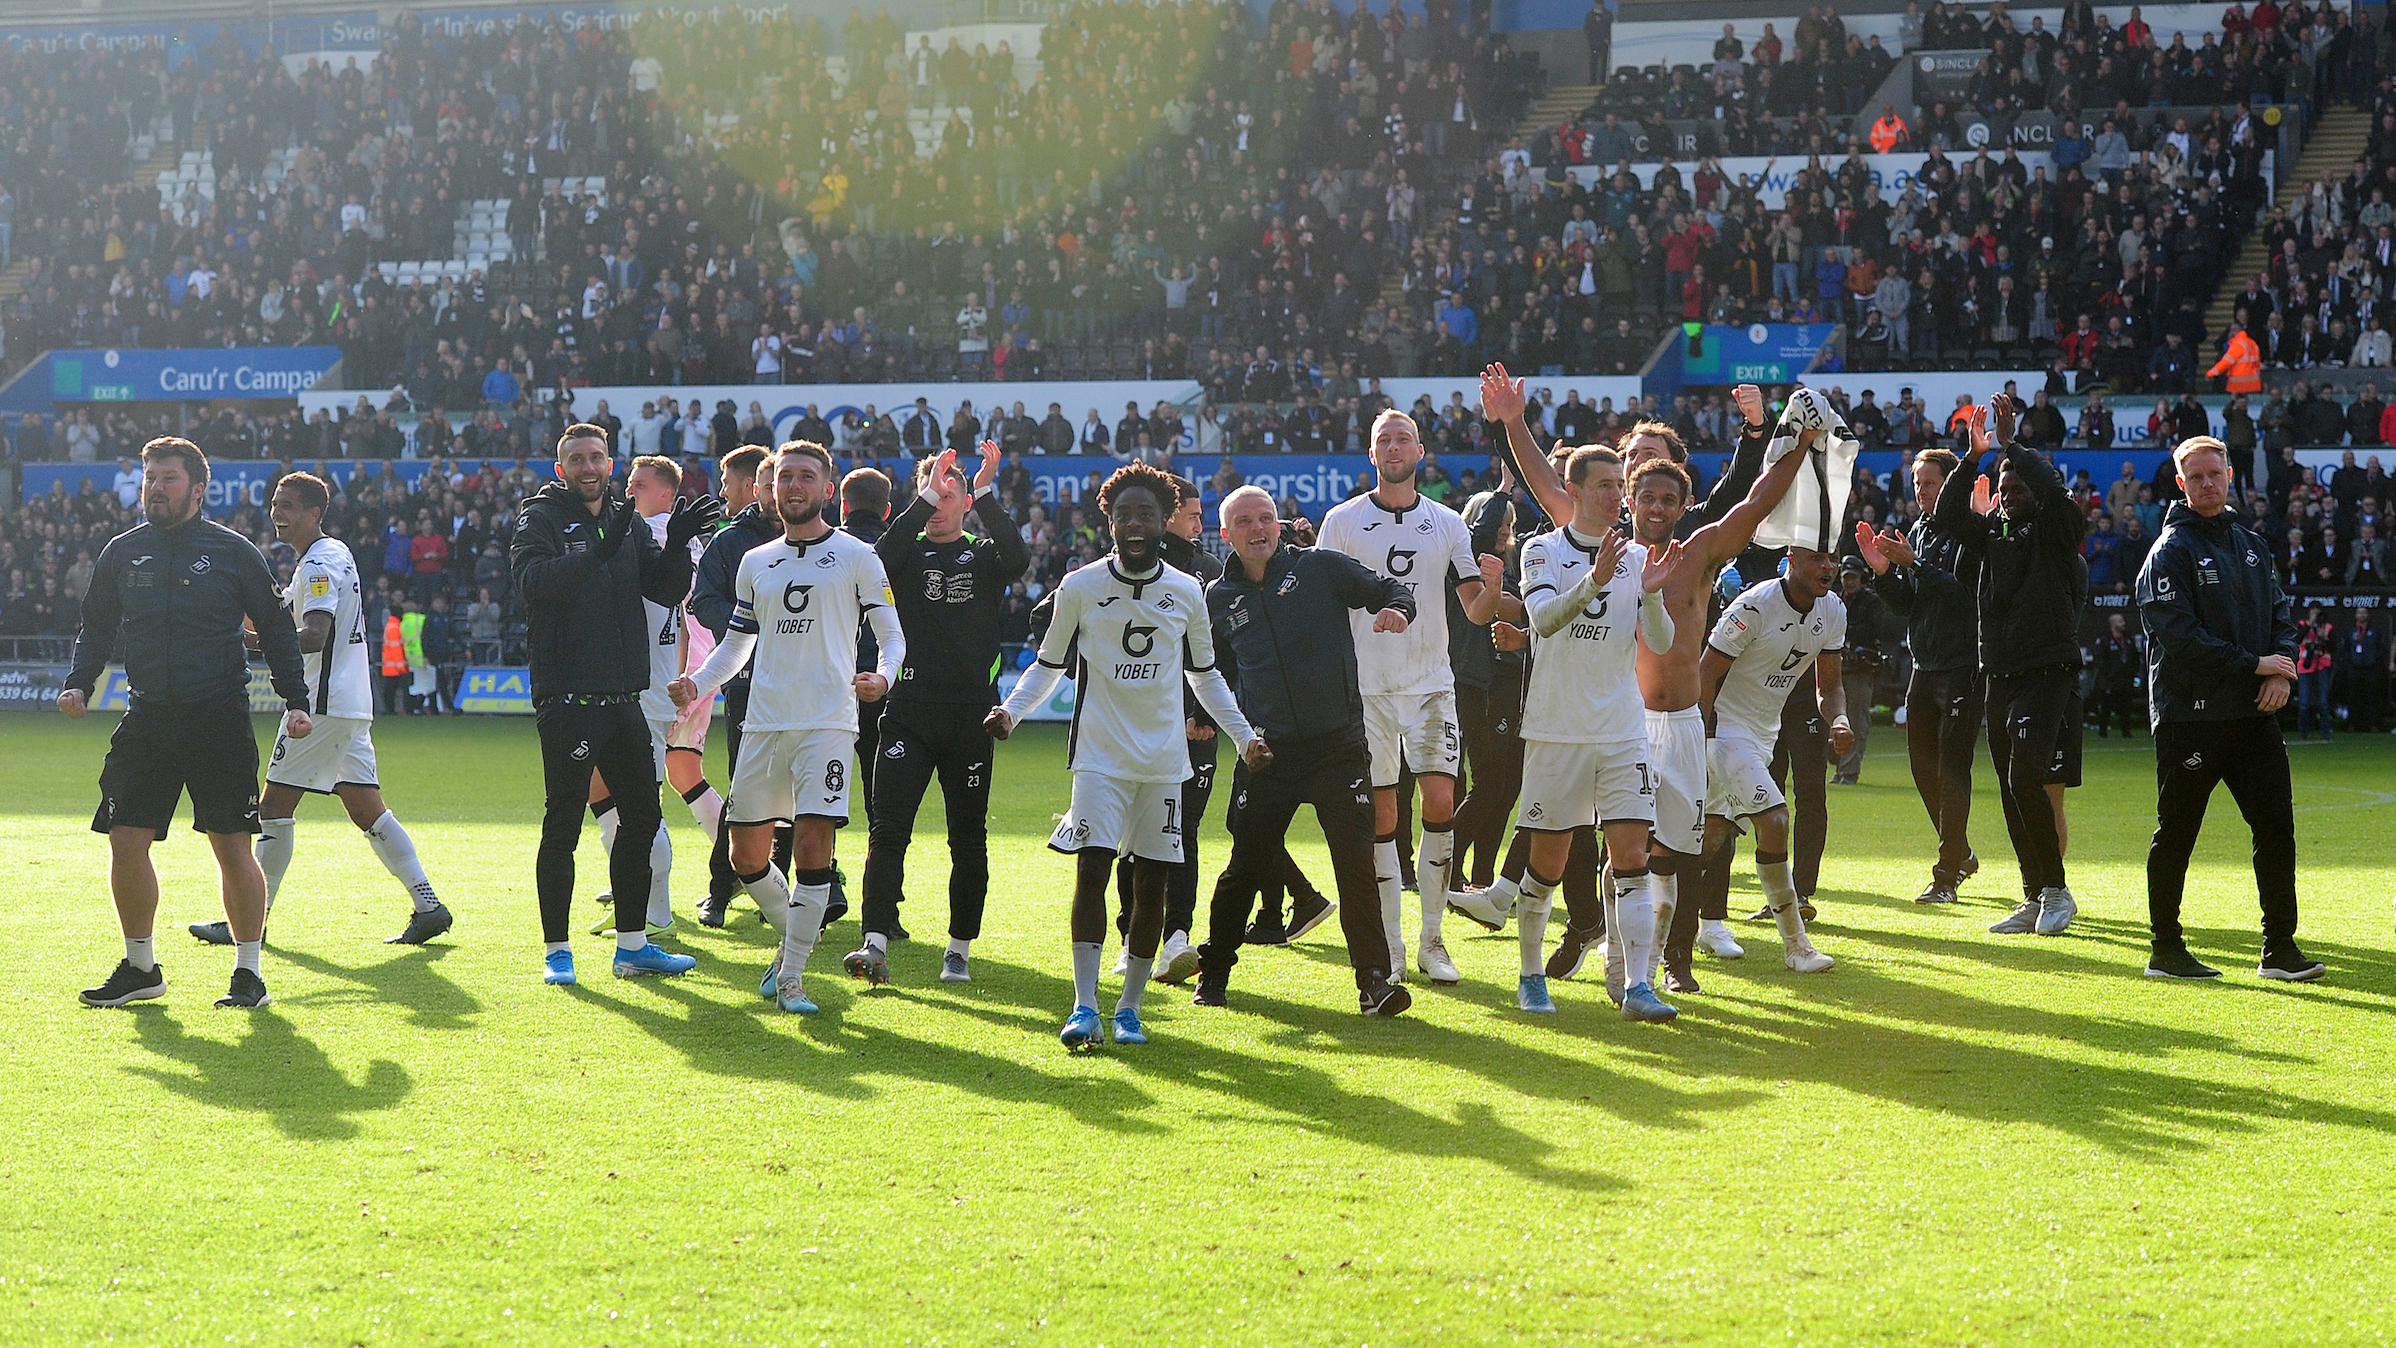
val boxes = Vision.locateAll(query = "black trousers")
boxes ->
[1497,823,1603,929]
[1201,732,1392,989]
[1986,666,2076,896]
[2148,716,2299,950]
[1768,667,1827,897]
[862,701,994,941]
[2344,666,2387,733]
[1905,666,1982,885]
[1118,733,1216,938]
[855,696,886,830]
[1452,674,1524,888]
[534,699,660,944]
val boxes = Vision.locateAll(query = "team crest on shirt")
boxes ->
[817,552,838,567]
[1415,520,1432,533]
[190,555,212,575]
[1275,572,1299,595]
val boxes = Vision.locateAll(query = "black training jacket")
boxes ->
[2135,502,2296,728]
[693,503,781,640]
[510,479,694,702]
[67,513,309,709]
[1873,509,1979,674]
[878,487,1030,707]
[1936,445,2086,676]
[1206,544,1415,745]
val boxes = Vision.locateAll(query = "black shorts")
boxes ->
[2047,693,2085,788]
[92,695,263,839]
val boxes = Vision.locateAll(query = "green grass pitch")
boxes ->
[2,713,2395,1345]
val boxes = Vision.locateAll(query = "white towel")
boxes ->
[1752,386,1861,553]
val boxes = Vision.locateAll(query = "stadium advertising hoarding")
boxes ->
[450,665,1071,720]
[0,347,343,413]
[1566,153,2054,208]
[0,1,795,55]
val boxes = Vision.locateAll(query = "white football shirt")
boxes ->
[287,535,373,720]
[1518,525,1647,743]
[1009,559,1218,784]
[1317,491,1475,697]
[1706,577,1846,741]
[725,529,894,733]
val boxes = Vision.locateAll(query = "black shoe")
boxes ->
[1745,903,1773,922]
[1545,921,1600,979]
[1957,852,1980,882]
[1400,865,1418,893]
[80,959,166,1007]
[697,892,731,928]
[1284,890,1335,942]
[2144,946,2222,980]
[216,967,272,1009]
[386,902,454,945]
[890,918,911,943]
[1192,966,1230,1007]
[1662,955,1701,995]
[1243,915,1290,947]
[818,898,849,934]
[1914,882,1959,904]
[189,920,237,945]
[1800,897,1817,922]
[2259,944,2326,982]
[1359,979,1413,1017]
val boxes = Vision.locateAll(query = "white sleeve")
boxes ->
[866,603,904,687]
[1708,597,1761,659]
[684,628,756,697]
[1000,581,1081,722]
[296,562,341,617]
[1524,553,1604,638]
[1638,585,1675,652]
[1185,666,1256,754]
[1000,659,1063,723]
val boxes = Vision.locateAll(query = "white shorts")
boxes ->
[727,727,853,826]
[1706,727,1782,830]
[1646,706,1708,857]
[1363,689,1460,787]
[1515,738,1655,833]
[266,715,379,794]
[1046,771,1185,864]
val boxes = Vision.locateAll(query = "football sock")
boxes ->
[1759,851,1808,944]
[1599,864,1624,992]
[866,931,888,954]
[234,940,263,974]
[680,781,724,843]
[255,817,295,912]
[1374,836,1403,968]
[545,941,571,957]
[783,867,832,975]
[1651,872,1679,969]
[616,929,647,953]
[947,938,971,957]
[592,798,618,855]
[125,935,156,972]
[1614,866,1655,988]
[362,811,439,913]
[1478,874,1521,913]
[1517,868,1559,977]
[741,864,790,937]
[1418,821,1453,944]
[1071,940,1102,1010]
[645,822,673,929]
[1118,954,1154,1014]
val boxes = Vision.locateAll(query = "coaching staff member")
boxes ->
[2135,436,2323,983]
[513,423,720,985]
[1193,485,1416,1017]
[1854,445,1981,905]
[63,436,313,1010]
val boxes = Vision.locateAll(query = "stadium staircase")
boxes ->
[2203,107,2372,363]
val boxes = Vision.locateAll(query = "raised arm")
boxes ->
[1687,424,1816,567]
[1478,362,1572,524]
[973,488,1030,583]
[1687,385,1773,528]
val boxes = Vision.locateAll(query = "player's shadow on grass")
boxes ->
[559,944,1173,1137]
[929,961,1635,1194]
[124,1010,411,1141]
[272,944,483,1031]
